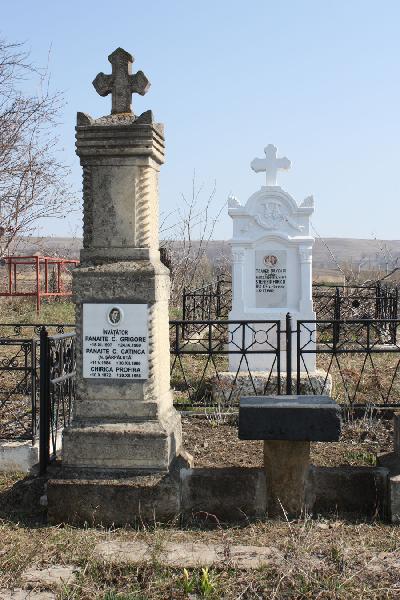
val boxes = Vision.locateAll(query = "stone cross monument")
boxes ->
[228,144,316,373]
[60,48,183,473]
[250,144,291,187]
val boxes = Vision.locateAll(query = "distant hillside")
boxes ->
[7,236,400,279]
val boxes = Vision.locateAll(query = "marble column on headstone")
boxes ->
[61,48,182,472]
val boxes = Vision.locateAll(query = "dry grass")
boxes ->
[0,472,400,598]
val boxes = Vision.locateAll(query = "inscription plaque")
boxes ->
[83,303,148,379]
[255,250,287,308]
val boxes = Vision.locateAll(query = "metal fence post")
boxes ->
[39,327,50,475]
[333,287,341,345]
[286,312,292,395]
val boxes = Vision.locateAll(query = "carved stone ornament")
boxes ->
[254,201,303,232]
[232,248,245,263]
[299,247,312,263]
[228,194,241,208]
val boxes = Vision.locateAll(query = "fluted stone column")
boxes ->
[61,50,182,473]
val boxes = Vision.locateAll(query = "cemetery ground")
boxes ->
[0,300,399,597]
[1,470,400,599]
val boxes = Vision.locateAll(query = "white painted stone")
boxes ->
[0,440,38,473]
[0,431,62,473]
[83,303,148,380]
[229,144,315,373]
[251,144,291,187]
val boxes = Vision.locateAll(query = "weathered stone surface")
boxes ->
[239,395,341,441]
[50,49,184,489]
[309,466,389,518]
[394,411,400,453]
[212,370,332,405]
[94,540,283,569]
[92,48,150,115]
[264,440,312,518]
[389,474,400,523]
[180,467,266,521]
[63,412,182,471]
[21,565,77,588]
[48,472,180,526]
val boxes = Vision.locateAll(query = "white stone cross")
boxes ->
[251,144,291,186]
[93,48,150,115]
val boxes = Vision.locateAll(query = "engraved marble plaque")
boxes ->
[255,250,287,308]
[83,303,148,379]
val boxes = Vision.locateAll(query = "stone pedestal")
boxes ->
[239,395,341,518]
[264,440,311,517]
[59,51,183,476]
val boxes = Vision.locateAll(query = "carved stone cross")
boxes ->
[93,47,150,115]
[251,144,291,186]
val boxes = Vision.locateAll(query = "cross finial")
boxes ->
[92,48,150,115]
[251,144,291,186]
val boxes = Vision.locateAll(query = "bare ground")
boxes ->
[182,415,394,468]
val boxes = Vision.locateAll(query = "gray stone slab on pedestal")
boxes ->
[239,395,341,441]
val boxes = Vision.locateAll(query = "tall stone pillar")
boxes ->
[61,48,182,473]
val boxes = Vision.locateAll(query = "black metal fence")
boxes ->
[39,328,75,474]
[312,283,398,323]
[170,319,282,407]
[0,323,75,473]
[297,318,400,406]
[0,314,399,471]
[182,279,399,324]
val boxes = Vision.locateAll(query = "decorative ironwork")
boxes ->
[297,318,400,406]
[0,338,38,440]
[182,279,399,334]
[39,330,75,473]
[170,319,281,407]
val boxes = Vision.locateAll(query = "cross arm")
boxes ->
[278,157,291,170]
[130,71,151,96]
[92,72,112,97]
[251,158,266,173]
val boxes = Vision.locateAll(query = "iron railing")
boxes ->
[39,329,75,474]
[170,319,282,407]
[0,315,399,472]
[182,279,399,325]
[297,318,400,406]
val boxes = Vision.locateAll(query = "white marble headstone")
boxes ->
[228,145,315,372]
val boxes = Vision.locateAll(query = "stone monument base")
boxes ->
[62,409,182,472]
[212,369,332,405]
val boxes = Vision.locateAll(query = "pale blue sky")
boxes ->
[2,0,400,240]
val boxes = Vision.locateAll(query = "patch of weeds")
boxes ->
[344,449,376,466]
[103,592,145,600]
[179,567,218,598]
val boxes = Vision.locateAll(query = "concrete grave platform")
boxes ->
[213,370,332,404]
[239,395,341,441]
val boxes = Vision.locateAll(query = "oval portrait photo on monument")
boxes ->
[263,255,278,267]
[107,306,123,325]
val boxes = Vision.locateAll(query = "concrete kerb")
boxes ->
[0,431,62,474]
[47,462,391,526]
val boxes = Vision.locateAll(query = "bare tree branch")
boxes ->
[0,38,75,256]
